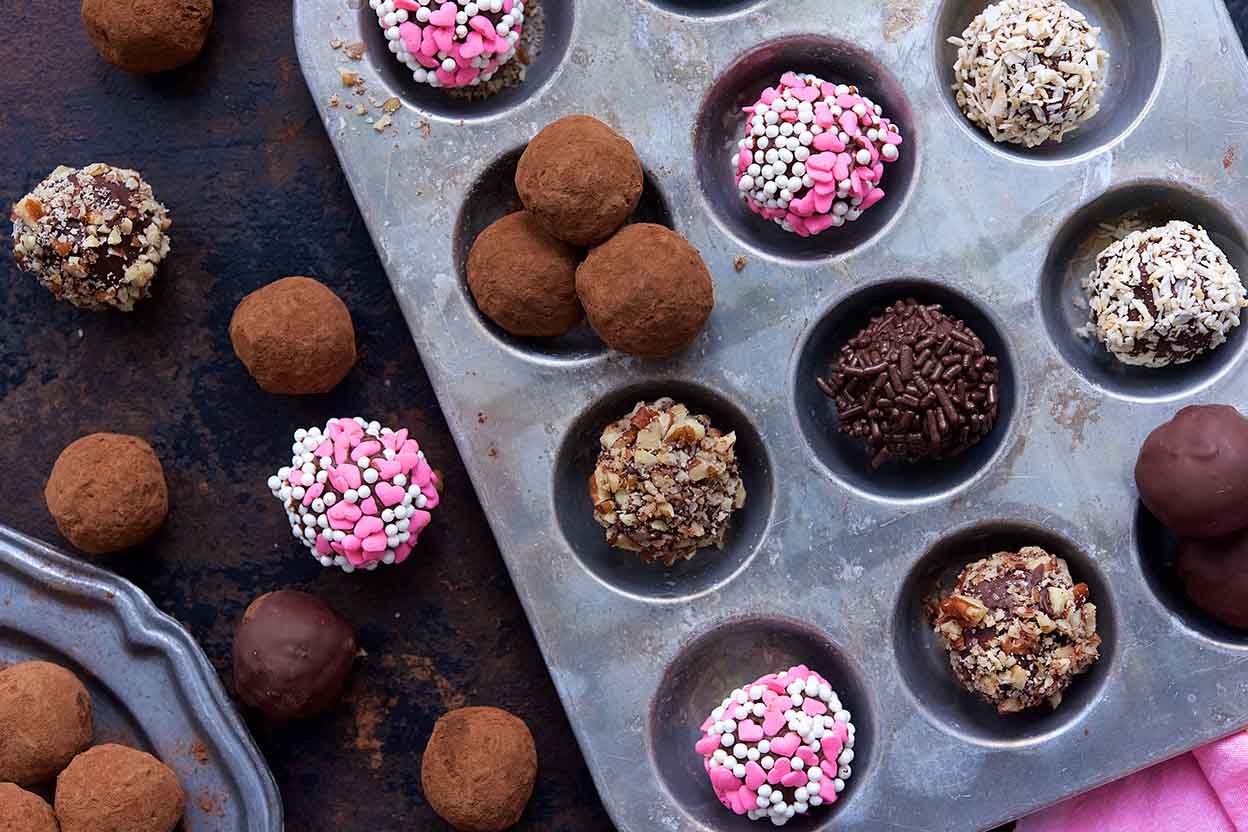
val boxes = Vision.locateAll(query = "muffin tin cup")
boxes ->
[294,0,1248,829]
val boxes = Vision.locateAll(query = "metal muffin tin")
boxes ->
[294,0,1248,828]
[0,524,282,831]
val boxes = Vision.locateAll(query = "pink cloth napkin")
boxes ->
[1019,732,1248,832]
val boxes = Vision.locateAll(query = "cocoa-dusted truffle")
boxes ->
[45,433,168,555]
[82,0,213,74]
[1136,405,1248,539]
[0,662,93,786]
[0,783,58,832]
[55,745,184,832]
[932,547,1101,714]
[1178,530,1248,629]
[576,224,713,357]
[232,591,356,721]
[467,211,581,338]
[421,706,537,832]
[516,115,643,246]
[229,276,356,395]
[11,164,171,311]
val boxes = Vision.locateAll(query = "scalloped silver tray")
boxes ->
[0,524,282,831]
[294,0,1248,829]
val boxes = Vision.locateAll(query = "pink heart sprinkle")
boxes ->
[762,711,786,737]
[459,31,484,58]
[737,720,763,743]
[710,768,741,794]
[354,516,384,538]
[375,482,405,507]
[468,14,496,37]
[393,542,413,563]
[781,770,808,788]
[328,502,362,524]
[805,214,837,235]
[780,71,803,88]
[796,747,818,767]
[821,735,844,761]
[339,464,362,489]
[428,1,457,27]
[360,497,379,515]
[770,733,800,758]
[362,532,389,553]
[803,698,828,717]
[821,760,838,779]
[820,778,838,801]
[301,482,324,506]
[314,440,333,457]
[334,440,350,464]
[413,459,433,487]
[315,534,333,555]
[744,761,765,790]
[352,440,381,461]
[420,26,439,56]
[397,452,421,474]
[431,27,454,55]
[766,757,791,786]
[454,66,479,86]
[375,460,401,479]
[695,735,719,756]
[421,487,440,510]
[409,509,432,533]
[734,786,755,816]
[342,534,362,552]
[399,21,422,54]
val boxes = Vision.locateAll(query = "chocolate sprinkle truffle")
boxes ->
[932,547,1101,714]
[467,211,582,338]
[0,783,59,832]
[421,706,537,832]
[576,224,714,357]
[1178,530,1248,630]
[818,299,1001,469]
[1136,405,1248,539]
[232,591,357,721]
[11,164,171,311]
[55,744,185,832]
[82,0,213,74]
[516,115,643,246]
[0,662,93,787]
[1082,221,1247,367]
[949,0,1108,147]
[230,276,357,395]
[45,433,168,555]
[589,398,746,566]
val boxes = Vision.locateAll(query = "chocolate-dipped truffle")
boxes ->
[516,115,643,246]
[0,783,58,832]
[467,211,581,338]
[11,164,171,311]
[818,298,1001,469]
[949,0,1108,147]
[1136,405,1248,539]
[81,0,213,74]
[232,591,356,721]
[229,276,356,395]
[735,72,903,237]
[421,706,537,832]
[1178,530,1248,629]
[694,665,856,825]
[267,417,441,572]
[55,744,184,832]
[932,547,1101,714]
[44,433,168,555]
[576,224,713,357]
[589,398,746,566]
[369,0,528,90]
[0,662,93,787]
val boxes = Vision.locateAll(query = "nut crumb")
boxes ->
[328,95,340,108]
[382,97,401,114]
[733,255,747,272]
[330,37,343,49]
[373,114,393,132]
[339,68,361,87]
[419,118,432,138]
[343,42,366,60]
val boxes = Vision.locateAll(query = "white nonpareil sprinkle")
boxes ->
[949,0,1108,147]
[1081,220,1247,367]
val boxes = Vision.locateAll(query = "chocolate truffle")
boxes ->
[421,706,537,832]
[1082,221,1247,367]
[45,433,168,555]
[467,211,581,338]
[229,276,356,395]
[232,590,356,721]
[369,0,528,90]
[267,417,441,572]
[576,224,713,357]
[55,744,184,832]
[694,665,856,825]
[932,547,1101,714]
[81,0,212,74]
[0,783,58,832]
[590,398,746,566]
[0,662,93,786]
[735,72,903,237]
[1178,530,1248,629]
[516,115,643,246]
[949,0,1108,147]
[818,298,1001,469]
[11,164,171,311]
[1136,405,1248,539]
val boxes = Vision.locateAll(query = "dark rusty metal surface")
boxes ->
[2,2,1247,831]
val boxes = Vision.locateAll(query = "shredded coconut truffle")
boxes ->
[268,417,440,573]
[1081,220,1247,367]
[695,665,856,825]
[10,163,171,311]
[589,399,746,566]
[949,0,1108,147]
[734,72,903,237]
[932,547,1101,714]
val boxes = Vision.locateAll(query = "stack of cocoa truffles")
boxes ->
[0,661,185,832]
[1136,405,1248,629]
[467,114,714,357]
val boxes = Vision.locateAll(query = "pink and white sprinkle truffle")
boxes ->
[267,417,440,573]
[695,665,856,826]
[370,0,525,89]
[735,72,903,238]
